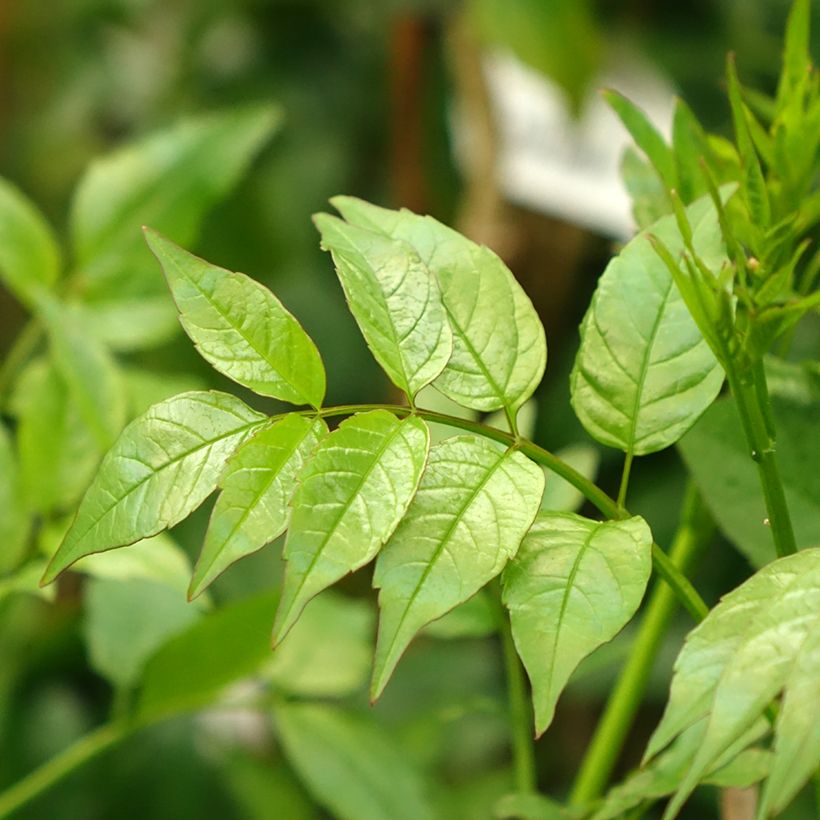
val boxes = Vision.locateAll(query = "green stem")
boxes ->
[617,452,634,510]
[725,366,796,557]
[491,582,536,793]
[568,484,714,807]
[0,722,128,819]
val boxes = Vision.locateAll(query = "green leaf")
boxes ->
[495,791,581,819]
[137,591,276,720]
[0,177,60,306]
[331,197,546,415]
[671,98,711,204]
[314,214,452,398]
[122,367,207,418]
[678,359,820,566]
[84,576,202,688]
[570,194,725,455]
[274,702,434,820]
[604,90,677,191]
[77,296,178,353]
[593,719,771,820]
[371,435,544,699]
[503,512,652,735]
[191,414,328,599]
[274,411,429,642]
[759,626,820,816]
[38,295,127,448]
[776,0,810,114]
[645,548,820,819]
[71,104,280,298]
[423,590,498,640]
[0,560,55,605]
[268,591,373,698]
[145,230,326,407]
[42,391,266,583]
[0,424,29,574]
[10,357,100,513]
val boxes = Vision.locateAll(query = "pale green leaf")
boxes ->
[137,592,276,720]
[0,423,29,573]
[77,296,178,353]
[759,627,820,816]
[268,591,373,698]
[423,590,498,640]
[84,576,202,688]
[495,791,580,819]
[191,414,328,599]
[571,194,725,455]
[122,367,208,418]
[10,358,100,513]
[371,435,544,699]
[42,391,266,583]
[71,104,280,298]
[145,230,325,407]
[503,512,652,734]
[593,718,771,820]
[274,411,429,642]
[645,549,820,819]
[314,213,452,398]
[331,196,546,415]
[0,560,55,605]
[679,359,820,566]
[38,295,127,448]
[274,702,434,820]
[0,177,60,305]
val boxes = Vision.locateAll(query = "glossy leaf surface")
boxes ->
[274,411,429,642]
[314,214,452,398]
[503,512,652,734]
[43,391,265,582]
[571,194,725,455]
[331,196,546,414]
[191,415,328,599]
[146,230,325,407]
[371,434,544,698]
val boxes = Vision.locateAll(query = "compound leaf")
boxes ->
[191,414,328,599]
[274,411,429,643]
[645,548,820,819]
[371,435,544,699]
[0,177,60,306]
[145,230,325,407]
[571,194,725,455]
[331,197,546,415]
[503,512,652,735]
[314,214,452,398]
[42,391,266,583]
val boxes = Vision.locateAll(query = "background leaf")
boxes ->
[274,702,434,820]
[191,415,328,599]
[43,391,265,582]
[371,435,544,699]
[503,512,652,734]
[331,197,547,416]
[0,177,60,306]
[0,424,29,574]
[145,230,326,407]
[274,411,429,642]
[315,213,452,398]
[571,194,725,455]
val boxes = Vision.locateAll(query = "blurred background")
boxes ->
[0,1,817,818]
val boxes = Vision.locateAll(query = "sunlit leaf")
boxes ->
[191,414,327,599]
[314,213,452,398]
[274,411,429,642]
[0,424,29,574]
[503,512,652,734]
[371,435,544,699]
[43,391,266,583]
[145,230,326,407]
[331,197,546,416]
[571,194,725,455]
[645,548,820,818]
